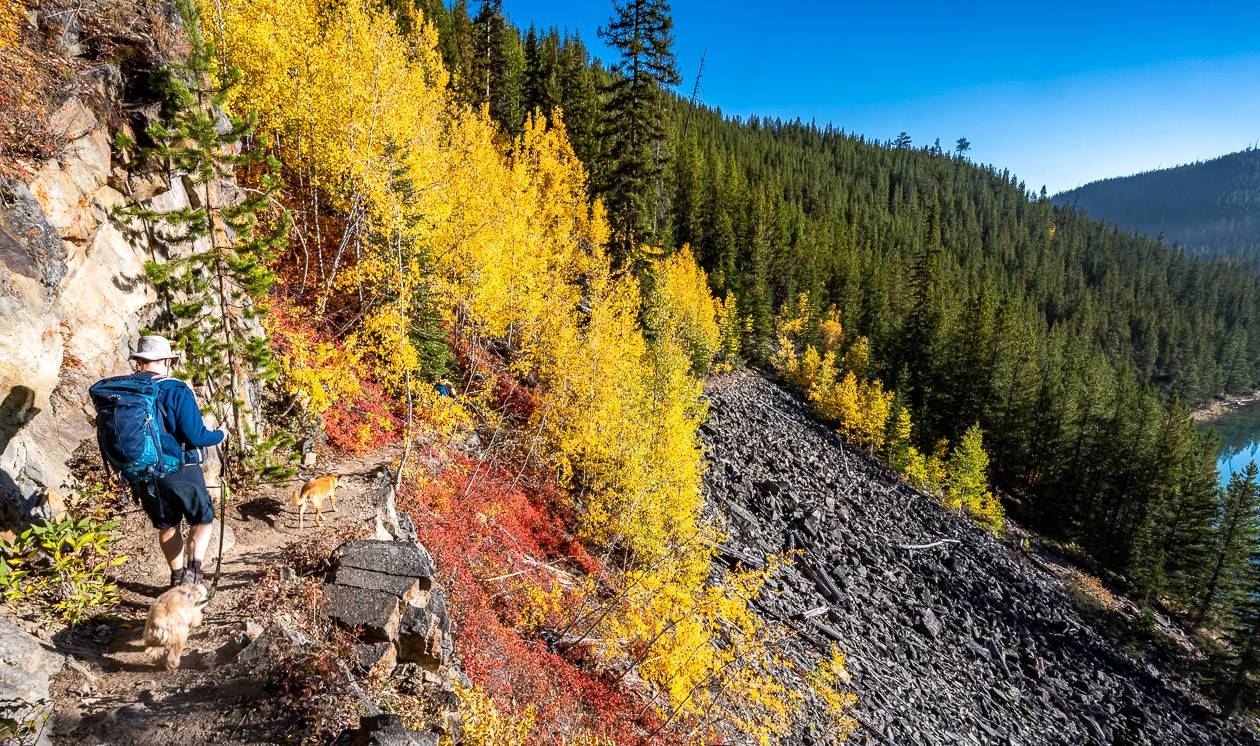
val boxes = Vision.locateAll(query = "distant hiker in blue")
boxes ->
[128,335,225,588]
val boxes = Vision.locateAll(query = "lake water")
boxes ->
[1202,400,1260,487]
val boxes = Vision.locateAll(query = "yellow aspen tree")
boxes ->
[818,305,844,354]
[856,377,893,451]
[714,290,744,373]
[885,404,915,472]
[841,335,871,380]
[796,345,824,393]
[807,351,839,419]
[944,424,1004,532]
[833,370,862,442]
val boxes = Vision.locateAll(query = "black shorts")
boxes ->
[131,464,216,530]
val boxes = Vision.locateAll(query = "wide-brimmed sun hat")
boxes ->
[130,335,179,362]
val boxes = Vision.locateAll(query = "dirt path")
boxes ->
[46,448,400,745]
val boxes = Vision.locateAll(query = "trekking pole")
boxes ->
[205,443,229,603]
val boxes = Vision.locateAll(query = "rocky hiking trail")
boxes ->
[702,372,1260,746]
[38,448,412,745]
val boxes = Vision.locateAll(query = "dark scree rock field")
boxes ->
[700,373,1260,746]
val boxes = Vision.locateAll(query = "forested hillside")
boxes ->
[1055,147,1260,266]
[409,0,1260,710]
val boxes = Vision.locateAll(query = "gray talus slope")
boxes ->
[701,373,1258,746]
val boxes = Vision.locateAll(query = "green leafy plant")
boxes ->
[0,696,51,745]
[0,516,127,624]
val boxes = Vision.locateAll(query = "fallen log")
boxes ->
[715,543,765,569]
[895,539,961,550]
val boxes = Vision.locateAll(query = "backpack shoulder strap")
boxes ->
[155,375,196,393]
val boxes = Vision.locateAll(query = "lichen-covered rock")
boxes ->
[333,565,424,606]
[397,591,451,672]
[332,713,438,746]
[353,642,398,680]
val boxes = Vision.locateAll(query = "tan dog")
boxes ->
[292,474,340,529]
[144,583,207,670]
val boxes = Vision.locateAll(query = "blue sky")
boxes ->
[500,1,1260,194]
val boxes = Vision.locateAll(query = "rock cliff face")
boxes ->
[701,373,1259,746]
[0,3,245,527]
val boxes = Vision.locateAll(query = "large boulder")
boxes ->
[333,539,435,585]
[323,584,403,643]
[0,617,64,745]
[397,592,452,672]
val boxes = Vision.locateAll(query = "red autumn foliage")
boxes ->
[266,301,404,453]
[451,335,541,423]
[321,374,403,453]
[398,456,674,744]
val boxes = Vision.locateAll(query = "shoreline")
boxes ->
[1191,389,1260,423]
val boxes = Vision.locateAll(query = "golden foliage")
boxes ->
[210,0,828,738]
[771,295,1001,533]
[263,306,362,417]
[944,424,1004,532]
[455,683,535,746]
[646,244,723,375]
[714,290,745,373]
[817,306,844,354]
[0,0,20,49]
[602,549,801,744]
[805,644,859,743]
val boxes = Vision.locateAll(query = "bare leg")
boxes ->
[186,523,214,563]
[159,526,185,570]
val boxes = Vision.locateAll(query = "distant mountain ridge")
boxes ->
[1054,147,1260,262]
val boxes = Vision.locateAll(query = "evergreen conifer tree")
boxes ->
[599,0,680,270]
[1220,544,1260,715]
[116,0,294,481]
[1193,462,1260,628]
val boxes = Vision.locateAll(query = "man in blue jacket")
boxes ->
[129,335,226,587]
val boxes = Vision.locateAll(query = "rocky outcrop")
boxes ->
[0,616,64,745]
[0,5,253,527]
[701,373,1259,746]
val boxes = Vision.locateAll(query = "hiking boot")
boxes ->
[169,567,186,587]
[183,561,204,586]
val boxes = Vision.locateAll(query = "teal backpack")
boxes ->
[89,374,181,484]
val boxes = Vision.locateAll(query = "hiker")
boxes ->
[108,335,225,588]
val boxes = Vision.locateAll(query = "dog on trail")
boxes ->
[292,474,340,529]
[144,583,207,670]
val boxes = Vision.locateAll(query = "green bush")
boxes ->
[0,516,127,624]
[0,696,51,745]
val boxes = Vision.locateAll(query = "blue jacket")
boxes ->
[137,372,225,465]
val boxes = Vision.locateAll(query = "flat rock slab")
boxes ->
[334,540,434,585]
[323,584,402,642]
[333,565,424,605]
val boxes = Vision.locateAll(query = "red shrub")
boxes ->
[399,458,671,744]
